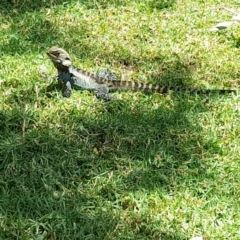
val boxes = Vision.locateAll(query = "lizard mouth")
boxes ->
[47,51,72,67]
[47,51,58,60]
[47,54,72,69]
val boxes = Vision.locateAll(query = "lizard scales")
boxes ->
[47,46,236,99]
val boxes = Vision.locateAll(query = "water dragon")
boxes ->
[47,46,236,100]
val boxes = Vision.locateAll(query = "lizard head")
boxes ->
[47,46,72,71]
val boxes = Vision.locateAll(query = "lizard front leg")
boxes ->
[63,81,72,97]
[57,72,73,98]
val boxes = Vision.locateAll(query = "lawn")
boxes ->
[0,0,240,239]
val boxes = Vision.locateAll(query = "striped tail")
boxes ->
[106,80,172,93]
[96,77,237,94]
[90,74,237,94]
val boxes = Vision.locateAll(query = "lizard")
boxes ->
[46,46,237,100]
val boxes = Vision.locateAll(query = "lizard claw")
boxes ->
[63,89,71,98]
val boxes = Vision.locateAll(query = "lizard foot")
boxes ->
[94,87,115,101]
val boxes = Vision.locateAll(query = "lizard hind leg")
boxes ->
[94,86,114,101]
[95,69,117,101]
[96,68,118,81]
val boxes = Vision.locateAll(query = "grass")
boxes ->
[0,0,240,239]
